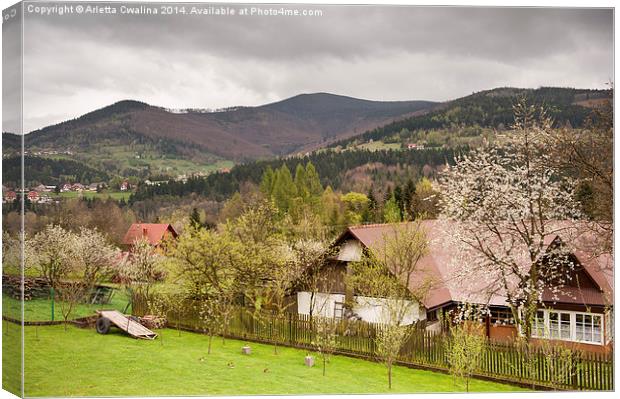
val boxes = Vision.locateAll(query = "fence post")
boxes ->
[166,304,613,391]
[288,312,293,344]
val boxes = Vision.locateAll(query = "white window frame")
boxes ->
[574,312,604,345]
[548,310,572,341]
[526,308,604,346]
[531,309,547,339]
[333,301,345,319]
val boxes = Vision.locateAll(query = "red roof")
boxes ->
[122,223,178,246]
[339,221,613,310]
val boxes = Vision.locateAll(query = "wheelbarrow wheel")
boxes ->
[96,317,111,334]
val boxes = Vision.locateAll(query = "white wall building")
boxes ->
[296,291,424,325]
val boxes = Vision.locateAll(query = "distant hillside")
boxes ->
[3,87,609,180]
[130,147,459,205]
[2,156,110,188]
[332,87,612,147]
[2,94,436,169]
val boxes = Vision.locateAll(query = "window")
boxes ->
[426,309,438,322]
[533,310,546,338]
[549,311,571,340]
[490,308,515,325]
[576,313,603,344]
[529,309,604,345]
[333,302,344,319]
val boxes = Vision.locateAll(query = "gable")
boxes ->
[122,223,177,246]
[333,221,613,309]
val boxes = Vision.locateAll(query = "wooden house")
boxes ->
[27,191,40,202]
[296,221,613,353]
[122,223,178,250]
[3,191,17,202]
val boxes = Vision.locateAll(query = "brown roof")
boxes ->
[339,221,613,310]
[122,223,178,246]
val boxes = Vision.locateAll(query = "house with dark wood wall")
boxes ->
[295,221,613,353]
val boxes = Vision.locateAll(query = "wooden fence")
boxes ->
[153,302,613,391]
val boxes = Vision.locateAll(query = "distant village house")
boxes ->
[122,223,178,250]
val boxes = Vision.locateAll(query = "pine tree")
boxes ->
[383,186,392,203]
[190,207,202,228]
[393,185,404,219]
[294,164,309,202]
[366,186,377,223]
[272,165,297,213]
[403,179,416,220]
[383,194,402,223]
[305,162,323,198]
[260,166,275,197]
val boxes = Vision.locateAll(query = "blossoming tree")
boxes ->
[438,101,582,341]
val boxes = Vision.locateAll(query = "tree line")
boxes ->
[129,147,457,204]
[2,156,110,188]
[332,87,611,148]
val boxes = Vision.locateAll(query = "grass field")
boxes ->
[356,141,402,151]
[50,191,132,201]
[2,291,130,322]
[1,323,525,397]
[48,146,234,178]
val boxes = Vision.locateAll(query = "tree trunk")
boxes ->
[208,334,213,354]
[177,309,181,337]
[222,314,229,345]
[323,355,326,376]
[388,363,392,389]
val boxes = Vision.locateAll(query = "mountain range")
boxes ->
[3,93,436,160]
[2,87,611,181]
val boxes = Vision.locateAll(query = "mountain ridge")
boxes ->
[2,87,611,181]
[3,93,437,161]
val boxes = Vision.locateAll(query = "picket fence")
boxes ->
[146,302,613,391]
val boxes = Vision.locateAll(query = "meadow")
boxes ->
[2,323,525,397]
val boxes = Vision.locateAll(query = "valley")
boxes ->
[2,86,611,222]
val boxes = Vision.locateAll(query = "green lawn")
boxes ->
[1,323,526,397]
[2,291,130,322]
[50,191,132,201]
[356,141,402,151]
[48,146,233,178]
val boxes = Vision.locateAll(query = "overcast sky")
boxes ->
[2,3,614,133]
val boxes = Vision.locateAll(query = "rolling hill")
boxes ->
[2,156,110,188]
[332,87,612,148]
[2,94,436,165]
[2,87,610,184]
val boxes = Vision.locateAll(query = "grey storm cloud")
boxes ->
[1,2,614,133]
